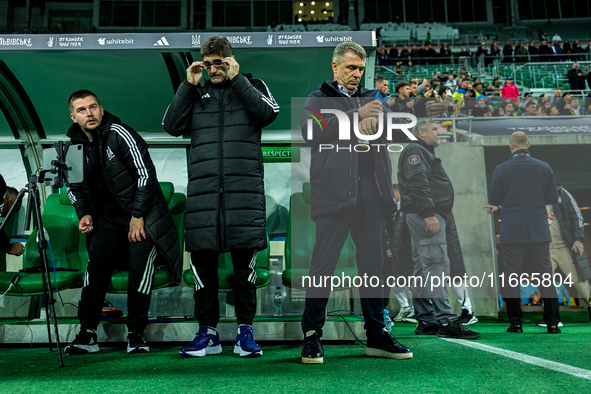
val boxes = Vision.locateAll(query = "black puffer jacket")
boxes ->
[67,111,181,282]
[300,81,396,219]
[162,74,279,252]
[552,186,591,281]
[397,139,454,219]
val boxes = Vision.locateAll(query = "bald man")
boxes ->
[485,132,560,334]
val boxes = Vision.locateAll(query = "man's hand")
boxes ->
[424,216,440,235]
[79,215,93,233]
[186,61,204,85]
[386,97,396,108]
[573,240,584,255]
[129,217,146,243]
[483,205,499,214]
[358,118,379,135]
[8,242,23,256]
[224,57,240,80]
[358,100,383,119]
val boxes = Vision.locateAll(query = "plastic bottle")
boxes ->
[273,286,283,316]
[384,309,393,333]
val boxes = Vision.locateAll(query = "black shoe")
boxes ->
[437,320,481,339]
[414,321,440,335]
[506,324,523,333]
[127,332,150,353]
[459,309,478,325]
[301,331,323,364]
[65,329,99,355]
[535,321,563,328]
[547,325,561,334]
[365,330,413,359]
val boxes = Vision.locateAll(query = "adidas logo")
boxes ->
[106,146,115,161]
[154,36,169,46]
[201,93,211,99]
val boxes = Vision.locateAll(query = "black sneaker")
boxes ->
[365,330,413,359]
[65,329,99,355]
[301,331,323,364]
[437,320,481,339]
[535,321,563,328]
[127,332,150,354]
[507,324,523,333]
[459,309,478,325]
[587,307,591,323]
[547,325,561,334]
[414,321,440,335]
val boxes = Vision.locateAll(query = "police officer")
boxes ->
[398,119,480,339]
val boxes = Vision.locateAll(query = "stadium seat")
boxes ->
[0,186,87,296]
[182,230,270,291]
[282,182,357,289]
[108,182,186,293]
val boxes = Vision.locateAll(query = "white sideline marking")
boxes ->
[441,338,591,381]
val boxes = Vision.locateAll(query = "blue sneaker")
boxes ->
[179,325,222,357]
[233,326,263,357]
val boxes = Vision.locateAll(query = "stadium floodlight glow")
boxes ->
[298,17,302,22]
[323,10,327,14]
[311,10,314,14]
[299,10,302,13]
[326,2,329,5]
[300,2,303,5]
[311,1,315,4]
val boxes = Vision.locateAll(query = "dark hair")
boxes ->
[68,90,100,110]
[376,76,388,84]
[200,36,233,58]
[395,81,410,94]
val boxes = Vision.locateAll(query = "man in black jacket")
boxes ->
[163,36,278,358]
[64,90,180,355]
[485,131,560,333]
[398,119,480,339]
[567,63,586,93]
[0,176,23,257]
[299,42,412,364]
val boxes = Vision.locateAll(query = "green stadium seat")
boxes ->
[182,230,270,292]
[282,182,357,289]
[107,182,186,293]
[0,186,87,296]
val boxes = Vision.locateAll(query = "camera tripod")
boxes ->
[0,142,75,367]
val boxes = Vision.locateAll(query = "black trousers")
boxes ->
[502,242,560,326]
[301,176,387,337]
[79,214,156,333]
[190,249,257,327]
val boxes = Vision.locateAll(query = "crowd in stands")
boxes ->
[374,71,591,120]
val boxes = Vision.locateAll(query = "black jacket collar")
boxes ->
[66,111,121,143]
[411,138,436,154]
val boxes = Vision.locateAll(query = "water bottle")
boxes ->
[273,286,283,316]
[384,309,393,333]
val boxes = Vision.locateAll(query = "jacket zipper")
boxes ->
[218,89,227,251]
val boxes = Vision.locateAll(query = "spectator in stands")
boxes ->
[503,102,518,116]
[503,40,513,63]
[490,41,501,59]
[537,99,552,115]
[492,77,501,90]
[410,81,419,97]
[452,78,471,103]
[573,40,583,60]
[514,44,528,63]
[485,131,561,334]
[549,107,561,116]
[528,40,539,62]
[392,81,412,113]
[424,30,432,45]
[374,76,390,104]
[397,119,480,340]
[471,97,489,117]
[567,63,586,93]
[426,44,437,63]
[551,32,562,42]
[410,45,418,62]
[473,82,484,97]
[501,77,519,99]
[520,93,536,111]
[551,90,562,107]
[492,107,505,117]
[389,44,399,64]
[562,40,573,60]
[476,44,488,65]
[399,46,410,60]
[377,48,389,66]
[523,101,537,116]
[549,41,560,60]
[440,43,451,64]
[539,40,551,62]
[563,97,584,116]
